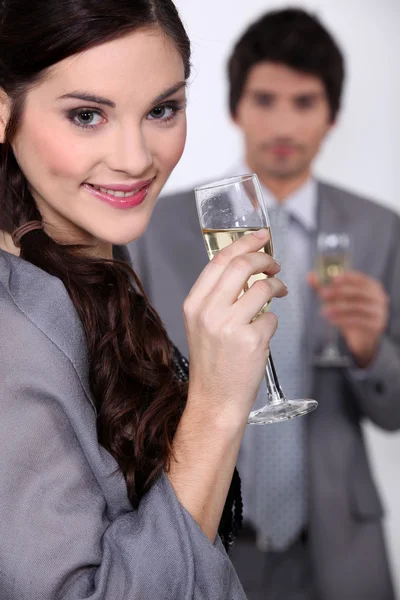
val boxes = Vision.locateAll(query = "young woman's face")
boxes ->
[6,28,187,255]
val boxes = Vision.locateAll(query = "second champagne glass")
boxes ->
[195,174,318,425]
[313,232,352,368]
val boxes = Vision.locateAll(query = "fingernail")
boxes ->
[252,229,268,239]
[273,258,281,267]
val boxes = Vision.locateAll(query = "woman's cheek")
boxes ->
[169,119,187,167]
[152,119,187,175]
[15,119,92,181]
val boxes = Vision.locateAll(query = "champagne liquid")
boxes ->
[202,227,274,313]
[317,253,350,285]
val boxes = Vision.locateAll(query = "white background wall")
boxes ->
[171,0,400,594]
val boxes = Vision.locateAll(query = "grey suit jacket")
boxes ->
[0,249,246,600]
[128,181,400,600]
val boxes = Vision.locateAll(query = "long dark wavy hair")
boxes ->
[0,0,241,547]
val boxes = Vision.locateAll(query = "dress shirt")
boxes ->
[232,164,317,526]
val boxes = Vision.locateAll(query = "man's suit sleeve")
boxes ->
[345,214,400,431]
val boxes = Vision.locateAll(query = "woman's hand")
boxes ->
[183,229,287,425]
[169,230,286,541]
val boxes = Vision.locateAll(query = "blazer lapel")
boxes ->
[2,250,96,412]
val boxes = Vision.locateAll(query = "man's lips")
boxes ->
[270,146,297,156]
[261,142,300,157]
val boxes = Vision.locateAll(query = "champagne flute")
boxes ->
[313,232,352,368]
[195,173,318,425]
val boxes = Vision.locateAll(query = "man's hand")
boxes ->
[308,271,389,368]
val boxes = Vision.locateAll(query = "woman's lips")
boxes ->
[82,179,154,209]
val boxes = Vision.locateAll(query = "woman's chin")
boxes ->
[97,226,148,248]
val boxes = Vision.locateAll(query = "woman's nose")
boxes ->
[106,126,153,177]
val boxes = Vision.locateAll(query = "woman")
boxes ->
[0,0,287,598]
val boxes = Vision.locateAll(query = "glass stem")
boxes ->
[264,353,286,405]
[323,321,340,356]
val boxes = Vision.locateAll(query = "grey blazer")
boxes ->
[128,181,400,600]
[0,249,246,600]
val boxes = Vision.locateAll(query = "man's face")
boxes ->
[234,62,333,180]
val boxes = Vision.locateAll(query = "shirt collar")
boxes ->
[232,162,318,232]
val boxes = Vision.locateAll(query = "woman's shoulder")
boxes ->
[1,246,61,293]
[0,249,90,387]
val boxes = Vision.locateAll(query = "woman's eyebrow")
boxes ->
[57,92,115,107]
[57,81,186,108]
[152,81,186,104]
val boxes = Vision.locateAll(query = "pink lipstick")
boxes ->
[83,178,154,209]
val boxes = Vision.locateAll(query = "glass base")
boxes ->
[313,352,351,368]
[248,399,318,425]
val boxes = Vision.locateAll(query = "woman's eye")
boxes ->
[148,105,174,121]
[72,110,103,127]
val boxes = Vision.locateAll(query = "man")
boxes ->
[129,9,400,600]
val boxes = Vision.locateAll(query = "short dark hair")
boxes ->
[228,8,345,122]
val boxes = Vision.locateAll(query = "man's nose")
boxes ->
[266,104,301,137]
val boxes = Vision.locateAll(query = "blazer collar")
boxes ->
[0,249,95,412]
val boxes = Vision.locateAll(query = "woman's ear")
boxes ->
[0,90,11,143]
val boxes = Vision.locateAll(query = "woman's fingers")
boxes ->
[210,252,281,309]
[188,229,273,299]
[249,311,279,351]
[231,276,287,323]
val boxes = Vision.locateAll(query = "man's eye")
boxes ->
[253,95,274,107]
[296,97,316,109]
